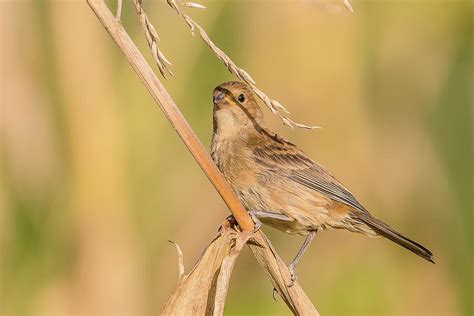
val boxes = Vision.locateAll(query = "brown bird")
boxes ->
[211,81,434,283]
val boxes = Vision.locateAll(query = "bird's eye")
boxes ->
[238,94,245,103]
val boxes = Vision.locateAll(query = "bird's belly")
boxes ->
[260,216,311,235]
[236,181,338,235]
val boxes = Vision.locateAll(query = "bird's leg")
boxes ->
[288,230,316,287]
[225,211,291,232]
[249,210,292,232]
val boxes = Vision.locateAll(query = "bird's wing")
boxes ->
[253,135,368,213]
[290,166,368,213]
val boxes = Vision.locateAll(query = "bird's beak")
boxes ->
[213,90,225,104]
[213,87,234,111]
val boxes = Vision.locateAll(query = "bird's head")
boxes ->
[212,81,264,135]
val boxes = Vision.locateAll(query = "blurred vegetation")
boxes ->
[1,0,472,315]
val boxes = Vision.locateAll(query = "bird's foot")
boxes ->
[287,263,298,287]
[224,214,261,233]
[249,211,262,233]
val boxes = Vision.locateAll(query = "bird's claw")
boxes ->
[272,287,279,301]
[249,212,262,233]
[288,264,297,287]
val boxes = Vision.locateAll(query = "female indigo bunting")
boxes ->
[211,81,434,283]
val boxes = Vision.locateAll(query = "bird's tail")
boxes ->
[354,212,435,263]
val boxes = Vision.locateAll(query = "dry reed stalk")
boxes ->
[87,0,254,231]
[86,0,319,314]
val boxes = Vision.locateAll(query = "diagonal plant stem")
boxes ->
[90,0,254,231]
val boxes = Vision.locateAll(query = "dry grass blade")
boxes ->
[133,0,173,77]
[166,0,320,130]
[116,0,122,19]
[169,240,185,281]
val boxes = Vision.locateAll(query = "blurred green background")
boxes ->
[1,0,472,315]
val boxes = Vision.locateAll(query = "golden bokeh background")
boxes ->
[1,0,472,315]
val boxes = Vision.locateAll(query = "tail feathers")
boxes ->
[356,213,435,263]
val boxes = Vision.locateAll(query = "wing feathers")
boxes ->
[291,171,367,213]
[253,139,367,213]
